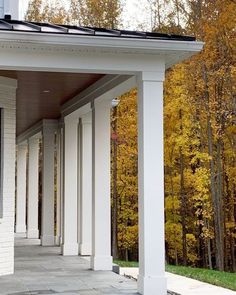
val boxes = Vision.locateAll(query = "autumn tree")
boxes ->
[147,0,236,271]
[69,0,122,28]
[25,0,236,271]
[26,0,67,23]
[111,90,139,261]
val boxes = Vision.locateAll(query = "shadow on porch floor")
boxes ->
[0,241,139,295]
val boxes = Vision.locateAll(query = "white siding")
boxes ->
[0,8,4,18]
[0,78,16,276]
[0,0,21,20]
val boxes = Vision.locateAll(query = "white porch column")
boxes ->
[15,142,27,235]
[27,136,40,239]
[55,129,61,245]
[62,116,79,255]
[137,71,167,295]
[60,125,64,246]
[41,121,57,246]
[91,99,112,270]
[79,112,92,256]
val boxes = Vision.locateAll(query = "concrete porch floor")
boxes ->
[0,244,139,295]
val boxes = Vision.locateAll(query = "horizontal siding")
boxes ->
[0,82,16,276]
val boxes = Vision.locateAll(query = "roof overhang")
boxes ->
[0,30,204,70]
[0,25,204,140]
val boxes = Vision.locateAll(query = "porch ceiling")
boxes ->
[0,70,103,135]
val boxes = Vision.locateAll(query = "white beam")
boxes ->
[79,112,92,256]
[91,99,112,270]
[61,75,134,117]
[17,121,43,145]
[15,142,27,235]
[27,136,40,239]
[137,70,167,295]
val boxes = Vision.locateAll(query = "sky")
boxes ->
[20,0,151,30]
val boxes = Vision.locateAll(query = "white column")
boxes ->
[60,125,64,246]
[15,142,27,236]
[41,122,56,246]
[91,99,112,270]
[79,112,92,256]
[27,136,40,239]
[62,117,79,255]
[55,129,61,245]
[137,71,167,295]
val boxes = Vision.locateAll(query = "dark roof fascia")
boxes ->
[0,18,196,42]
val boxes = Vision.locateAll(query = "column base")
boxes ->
[27,229,39,239]
[15,224,26,234]
[79,243,92,256]
[55,235,61,246]
[15,232,26,238]
[137,275,167,295]
[90,255,113,271]
[61,243,79,256]
[41,235,55,246]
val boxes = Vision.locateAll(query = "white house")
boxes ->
[0,2,203,295]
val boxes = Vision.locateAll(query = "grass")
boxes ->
[166,264,236,291]
[114,260,236,291]
[114,259,139,268]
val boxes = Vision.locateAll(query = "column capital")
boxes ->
[17,141,28,151]
[137,71,165,83]
[42,119,58,135]
[81,111,92,125]
[28,135,40,146]
[92,97,112,110]
[64,116,79,126]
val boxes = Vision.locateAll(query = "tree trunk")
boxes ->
[170,164,179,266]
[202,64,225,270]
[215,139,225,270]
[206,219,213,269]
[179,109,187,266]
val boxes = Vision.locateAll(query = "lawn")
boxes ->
[114,259,139,268]
[114,260,236,291]
[166,265,236,291]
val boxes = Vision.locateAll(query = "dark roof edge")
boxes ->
[0,17,196,42]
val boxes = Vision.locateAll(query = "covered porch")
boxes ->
[0,19,203,295]
[1,238,138,295]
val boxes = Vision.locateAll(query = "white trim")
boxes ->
[17,119,58,144]
[62,75,130,116]
[62,75,135,117]
[0,30,204,54]
[0,31,204,73]
[94,75,136,104]
[17,122,42,144]
[0,76,17,88]
[64,103,91,122]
